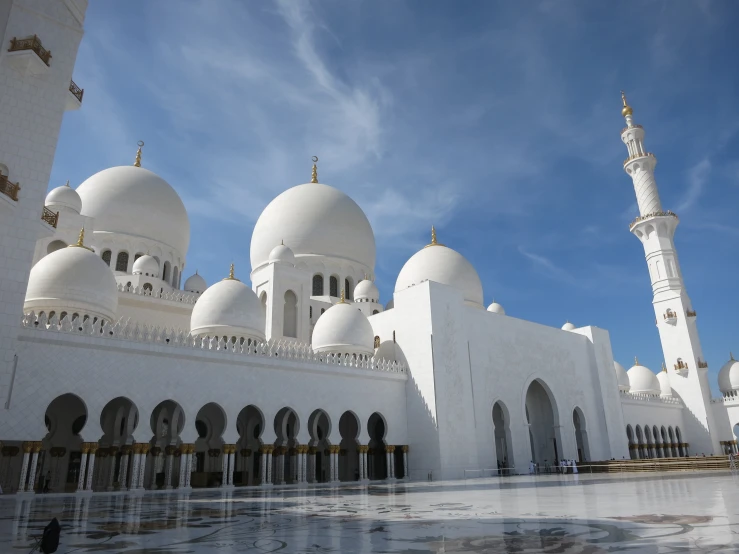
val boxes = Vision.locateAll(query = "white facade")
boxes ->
[1,3,739,495]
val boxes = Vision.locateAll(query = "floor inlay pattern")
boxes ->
[2,471,739,553]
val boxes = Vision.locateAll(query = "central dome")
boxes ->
[76,165,190,256]
[250,182,376,271]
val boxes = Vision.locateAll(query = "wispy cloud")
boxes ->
[677,158,711,212]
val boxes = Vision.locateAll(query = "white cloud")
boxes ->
[677,158,711,212]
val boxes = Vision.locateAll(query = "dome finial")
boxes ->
[634,355,639,365]
[64,180,70,187]
[311,156,318,183]
[662,361,667,373]
[339,287,346,303]
[620,91,633,118]
[732,352,735,361]
[425,225,444,248]
[134,140,144,167]
[69,227,93,251]
[223,263,239,281]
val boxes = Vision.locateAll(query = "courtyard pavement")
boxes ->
[1,471,738,552]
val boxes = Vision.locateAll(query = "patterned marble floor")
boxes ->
[2,471,739,553]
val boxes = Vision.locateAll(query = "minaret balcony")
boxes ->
[663,309,678,324]
[6,35,51,76]
[620,123,643,134]
[41,206,59,228]
[623,151,655,167]
[0,174,20,202]
[65,80,84,111]
[697,360,708,369]
[629,210,678,231]
[674,359,689,372]
[686,309,697,318]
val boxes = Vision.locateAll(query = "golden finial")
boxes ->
[311,156,318,183]
[424,225,444,248]
[69,227,93,251]
[662,362,667,373]
[634,355,639,365]
[280,239,284,246]
[621,91,633,117]
[134,140,144,167]
[64,180,70,187]
[339,287,346,303]
[223,263,239,281]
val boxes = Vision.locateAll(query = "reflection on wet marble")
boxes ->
[2,471,739,552]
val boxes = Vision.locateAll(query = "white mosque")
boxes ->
[1,0,739,495]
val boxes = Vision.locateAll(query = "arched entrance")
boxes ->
[339,411,360,481]
[236,405,264,485]
[274,407,300,484]
[367,412,387,480]
[147,400,185,490]
[308,409,331,483]
[626,425,637,459]
[572,407,589,462]
[524,380,561,470]
[193,402,226,487]
[492,401,513,474]
[96,397,138,491]
[39,393,87,493]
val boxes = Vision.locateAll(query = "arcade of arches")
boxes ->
[625,424,691,459]
[0,395,409,493]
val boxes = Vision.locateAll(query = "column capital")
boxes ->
[385,445,395,453]
[308,446,317,455]
[22,441,34,453]
[402,445,409,453]
[165,445,177,456]
[121,445,133,455]
[89,443,99,454]
[108,446,119,455]
[140,444,151,455]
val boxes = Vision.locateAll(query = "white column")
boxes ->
[403,447,409,480]
[308,449,316,482]
[164,449,174,489]
[301,450,307,483]
[17,449,31,493]
[334,451,340,482]
[228,450,235,486]
[138,448,148,489]
[177,453,187,488]
[184,448,193,488]
[129,451,140,489]
[26,449,40,492]
[385,450,391,480]
[85,451,96,491]
[260,449,267,484]
[359,447,365,480]
[119,450,130,491]
[266,450,273,484]
[107,449,118,491]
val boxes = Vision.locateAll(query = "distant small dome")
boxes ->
[656,370,672,397]
[268,242,295,265]
[354,279,379,302]
[132,254,159,277]
[312,302,374,356]
[190,270,265,341]
[45,182,82,213]
[561,321,576,331]
[375,340,398,362]
[184,272,207,294]
[718,355,739,394]
[395,229,483,307]
[24,234,118,322]
[627,361,660,395]
[487,302,505,315]
[614,361,630,392]
[385,298,394,310]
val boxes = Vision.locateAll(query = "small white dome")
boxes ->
[312,302,374,356]
[45,182,82,213]
[385,298,394,310]
[561,321,576,331]
[268,242,295,265]
[190,270,265,341]
[656,370,672,397]
[395,232,483,307]
[718,356,739,393]
[627,361,660,395]
[24,235,118,322]
[354,279,379,302]
[76,165,190,256]
[375,340,399,362]
[184,272,207,294]
[132,254,159,277]
[614,361,630,392]
[487,302,505,315]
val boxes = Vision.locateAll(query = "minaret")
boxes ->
[620,92,719,454]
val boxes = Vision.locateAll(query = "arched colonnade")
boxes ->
[625,424,688,459]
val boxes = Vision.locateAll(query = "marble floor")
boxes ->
[2,471,739,553]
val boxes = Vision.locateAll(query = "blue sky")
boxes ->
[50,1,739,393]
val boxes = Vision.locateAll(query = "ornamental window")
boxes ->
[115,251,129,272]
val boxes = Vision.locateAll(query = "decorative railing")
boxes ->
[8,35,51,66]
[620,123,643,134]
[629,210,678,230]
[713,393,739,404]
[20,311,408,375]
[623,151,655,166]
[663,310,677,320]
[674,360,688,371]
[41,206,58,228]
[619,390,682,405]
[697,360,708,369]
[69,80,84,102]
[117,282,200,304]
[686,309,697,317]
[0,174,20,201]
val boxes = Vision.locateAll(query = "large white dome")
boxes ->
[76,165,190,256]
[395,233,483,307]
[25,233,118,322]
[312,302,374,356]
[627,361,660,395]
[614,361,630,392]
[250,182,375,271]
[718,356,739,393]
[45,182,81,213]
[190,270,265,341]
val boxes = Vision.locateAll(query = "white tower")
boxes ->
[621,92,719,454]
[0,0,88,404]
